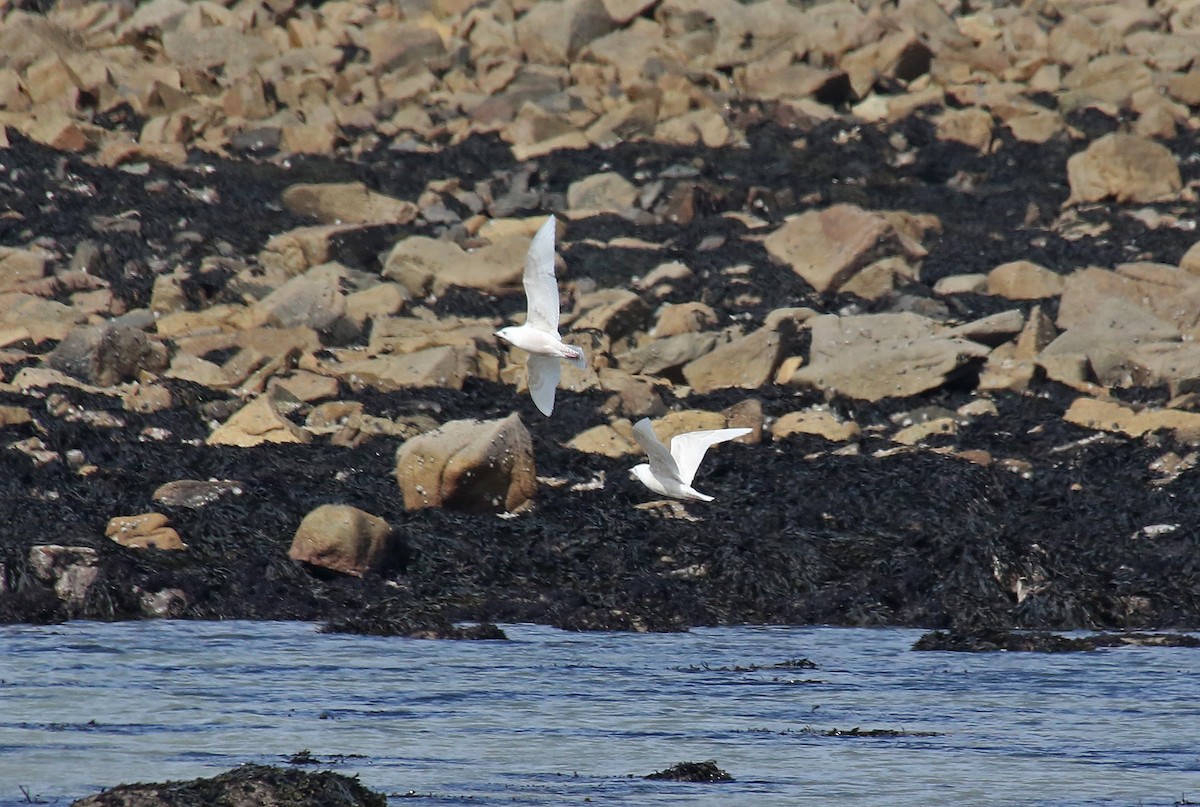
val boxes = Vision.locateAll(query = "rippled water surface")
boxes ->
[1,621,1198,805]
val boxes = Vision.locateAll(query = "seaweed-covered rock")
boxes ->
[645,761,734,782]
[70,763,386,807]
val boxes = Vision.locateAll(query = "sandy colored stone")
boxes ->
[395,413,536,512]
[652,302,717,337]
[1066,133,1181,205]
[567,171,638,213]
[597,367,665,420]
[893,417,958,445]
[1064,397,1200,444]
[288,504,399,577]
[207,394,311,447]
[335,345,478,392]
[620,331,718,376]
[1058,265,1200,337]
[281,182,419,226]
[367,316,495,356]
[106,513,187,551]
[682,327,782,394]
[1014,305,1058,360]
[987,260,1065,300]
[567,422,639,457]
[935,107,994,151]
[787,313,990,401]
[0,247,47,291]
[763,204,895,294]
[515,0,616,63]
[383,232,531,298]
[259,224,367,277]
[944,310,1025,347]
[573,289,652,340]
[771,410,861,442]
[931,271,986,296]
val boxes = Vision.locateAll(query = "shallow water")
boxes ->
[1,621,1197,806]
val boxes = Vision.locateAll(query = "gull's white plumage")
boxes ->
[495,215,587,416]
[629,418,750,502]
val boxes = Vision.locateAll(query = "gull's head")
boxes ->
[495,326,516,344]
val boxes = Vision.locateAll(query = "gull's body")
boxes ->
[629,418,750,502]
[496,215,586,416]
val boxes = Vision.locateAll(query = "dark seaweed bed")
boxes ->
[2,105,1198,635]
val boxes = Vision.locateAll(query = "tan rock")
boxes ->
[597,367,665,419]
[944,309,1025,346]
[1014,305,1058,359]
[515,0,616,63]
[572,289,652,339]
[395,413,536,512]
[368,315,495,355]
[0,405,32,427]
[567,171,638,213]
[1058,265,1200,336]
[987,260,1065,300]
[620,331,719,376]
[787,313,990,401]
[383,232,532,298]
[893,417,957,446]
[288,504,399,577]
[652,302,717,337]
[771,410,860,442]
[935,107,994,151]
[763,204,896,294]
[682,327,782,394]
[281,182,419,225]
[567,422,639,457]
[335,345,478,392]
[1064,397,1200,444]
[207,394,311,447]
[0,247,47,291]
[259,224,366,277]
[932,273,988,296]
[1066,133,1182,205]
[106,513,187,550]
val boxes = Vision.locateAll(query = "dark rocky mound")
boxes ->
[69,764,385,807]
[913,629,1200,652]
[645,761,734,782]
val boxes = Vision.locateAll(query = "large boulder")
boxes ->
[289,504,403,577]
[395,413,536,512]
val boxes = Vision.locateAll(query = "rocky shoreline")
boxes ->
[3,0,1200,638]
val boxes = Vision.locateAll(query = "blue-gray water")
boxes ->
[1,621,1198,806]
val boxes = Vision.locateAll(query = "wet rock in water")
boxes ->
[912,630,1200,652]
[69,763,386,807]
[394,413,536,512]
[322,602,506,640]
[645,761,734,782]
[288,504,404,578]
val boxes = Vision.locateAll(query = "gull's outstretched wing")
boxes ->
[527,353,561,416]
[632,418,683,484]
[669,428,751,486]
[523,216,561,334]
